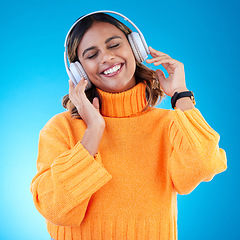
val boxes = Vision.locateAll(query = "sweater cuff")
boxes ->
[51,142,112,212]
[169,108,219,150]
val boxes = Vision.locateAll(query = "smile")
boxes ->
[101,63,124,77]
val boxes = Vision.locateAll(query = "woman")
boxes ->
[30,12,227,240]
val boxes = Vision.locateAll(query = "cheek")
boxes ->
[126,49,136,71]
[125,45,136,65]
[81,61,98,76]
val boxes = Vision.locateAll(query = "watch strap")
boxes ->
[171,91,195,109]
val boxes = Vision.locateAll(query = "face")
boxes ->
[77,21,136,93]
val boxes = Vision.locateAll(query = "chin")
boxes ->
[108,82,136,93]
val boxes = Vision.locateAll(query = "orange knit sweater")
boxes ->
[30,83,227,240]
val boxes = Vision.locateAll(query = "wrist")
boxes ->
[175,97,195,111]
[81,122,105,157]
[87,119,106,133]
[170,87,189,97]
[171,90,196,109]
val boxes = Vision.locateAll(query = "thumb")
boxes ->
[92,97,100,112]
[156,69,166,81]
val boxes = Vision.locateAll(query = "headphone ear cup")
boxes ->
[128,32,148,63]
[69,61,92,89]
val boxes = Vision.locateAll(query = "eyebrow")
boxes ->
[105,35,121,44]
[82,35,122,57]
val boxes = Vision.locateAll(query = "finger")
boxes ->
[153,58,181,68]
[69,79,74,95]
[75,77,88,93]
[149,46,169,57]
[146,56,171,64]
[149,52,169,59]
[156,69,166,80]
[149,46,166,55]
[92,97,100,112]
[69,79,74,86]
[152,58,178,66]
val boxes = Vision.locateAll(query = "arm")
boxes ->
[168,108,227,195]
[69,78,106,156]
[30,122,112,227]
[31,79,112,227]
[146,47,227,194]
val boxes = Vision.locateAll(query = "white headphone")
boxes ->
[64,10,150,89]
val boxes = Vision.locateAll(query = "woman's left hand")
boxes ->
[146,46,188,97]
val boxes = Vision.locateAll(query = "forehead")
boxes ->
[78,21,126,50]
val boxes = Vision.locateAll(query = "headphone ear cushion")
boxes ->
[128,32,148,63]
[69,62,92,89]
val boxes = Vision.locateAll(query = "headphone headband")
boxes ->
[64,10,149,54]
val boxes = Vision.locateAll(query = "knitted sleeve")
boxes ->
[168,108,227,195]
[30,116,112,227]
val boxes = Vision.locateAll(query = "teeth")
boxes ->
[103,64,121,75]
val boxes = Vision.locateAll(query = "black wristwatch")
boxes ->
[171,91,196,109]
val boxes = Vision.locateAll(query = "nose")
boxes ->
[100,49,115,63]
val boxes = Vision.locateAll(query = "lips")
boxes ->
[100,63,124,77]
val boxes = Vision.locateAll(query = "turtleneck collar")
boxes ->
[97,83,148,118]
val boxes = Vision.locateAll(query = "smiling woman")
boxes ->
[77,21,136,93]
[30,11,227,240]
[63,12,163,119]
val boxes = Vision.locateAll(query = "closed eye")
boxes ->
[86,43,120,59]
[109,43,120,49]
[87,52,98,59]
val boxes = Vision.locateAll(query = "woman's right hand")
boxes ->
[69,78,105,128]
[69,78,105,156]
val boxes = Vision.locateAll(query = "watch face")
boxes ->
[191,95,196,105]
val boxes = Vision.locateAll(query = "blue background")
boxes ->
[1,0,239,239]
